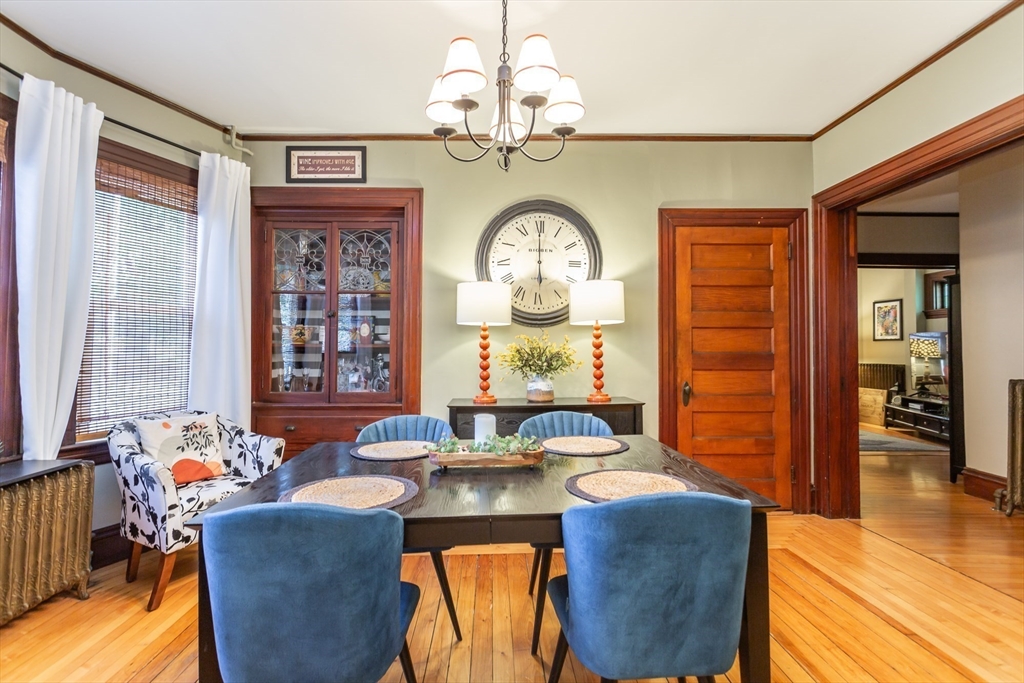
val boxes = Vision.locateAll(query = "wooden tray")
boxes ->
[429,449,544,470]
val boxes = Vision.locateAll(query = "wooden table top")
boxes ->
[189,435,777,530]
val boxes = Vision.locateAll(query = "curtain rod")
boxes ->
[0,62,202,157]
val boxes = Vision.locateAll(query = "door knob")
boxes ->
[682,381,692,407]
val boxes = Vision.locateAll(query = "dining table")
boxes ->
[187,434,778,683]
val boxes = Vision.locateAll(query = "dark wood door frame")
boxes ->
[659,209,811,513]
[811,95,1024,518]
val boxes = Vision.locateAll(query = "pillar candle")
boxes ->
[474,413,497,445]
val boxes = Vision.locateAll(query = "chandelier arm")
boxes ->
[463,108,497,151]
[443,135,493,163]
[507,102,537,150]
[517,135,568,163]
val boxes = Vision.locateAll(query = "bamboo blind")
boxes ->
[75,159,198,436]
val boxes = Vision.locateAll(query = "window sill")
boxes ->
[923,309,949,319]
[59,439,110,466]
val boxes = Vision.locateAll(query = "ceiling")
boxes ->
[860,171,960,213]
[0,0,1009,135]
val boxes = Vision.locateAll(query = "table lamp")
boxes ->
[569,280,625,403]
[457,281,512,404]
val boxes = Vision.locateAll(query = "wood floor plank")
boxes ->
[469,555,493,683]
[490,554,516,683]
[446,552,478,683]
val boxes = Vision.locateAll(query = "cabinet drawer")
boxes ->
[257,415,381,444]
[917,415,948,436]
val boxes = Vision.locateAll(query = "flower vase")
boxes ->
[526,374,555,402]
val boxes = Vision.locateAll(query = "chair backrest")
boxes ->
[560,492,752,679]
[356,415,453,443]
[106,410,245,476]
[203,503,406,683]
[518,411,613,439]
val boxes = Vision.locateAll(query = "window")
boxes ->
[923,270,956,319]
[75,142,198,439]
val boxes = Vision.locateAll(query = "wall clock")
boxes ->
[476,199,602,327]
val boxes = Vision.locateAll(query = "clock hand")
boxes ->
[537,232,543,284]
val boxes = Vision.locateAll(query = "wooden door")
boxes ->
[674,226,791,506]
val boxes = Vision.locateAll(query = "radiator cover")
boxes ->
[1,459,95,625]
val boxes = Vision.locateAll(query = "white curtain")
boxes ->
[188,152,252,427]
[15,75,103,460]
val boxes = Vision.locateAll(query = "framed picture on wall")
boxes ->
[873,299,903,341]
[285,146,367,183]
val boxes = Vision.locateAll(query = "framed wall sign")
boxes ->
[286,146,367,183]
[873,298,903,341]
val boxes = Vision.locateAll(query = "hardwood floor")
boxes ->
[2,462,1022,683]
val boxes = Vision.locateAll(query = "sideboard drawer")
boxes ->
[255,414,393,459]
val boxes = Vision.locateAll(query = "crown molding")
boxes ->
[237,132,814,143]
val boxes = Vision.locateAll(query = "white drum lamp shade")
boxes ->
[544,75,585,124]
[457,281,512,326]
[489,101,528,143]
[512,34,560,92]
[441,37,488,95]
[425,76,461,124]
[569,280,625,325]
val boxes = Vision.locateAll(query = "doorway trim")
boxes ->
[658,208,811,512]
[811,95,1024,518]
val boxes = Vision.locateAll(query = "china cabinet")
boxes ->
[251,188,422,458]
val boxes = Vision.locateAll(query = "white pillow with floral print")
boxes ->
[136,413,225,485]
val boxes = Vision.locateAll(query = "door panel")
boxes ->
[675,226,792,507]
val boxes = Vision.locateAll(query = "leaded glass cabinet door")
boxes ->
[331,222,400,403]
[270,225,328,397]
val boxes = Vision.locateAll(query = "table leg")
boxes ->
[738,512,770,683]
[530,547,553,655]
[197,534,223,683]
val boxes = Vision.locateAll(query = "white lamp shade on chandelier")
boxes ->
[544,75,586,124]
[513,34,560,93]
[489,101,527,143]
[425,76,461,124]
[569,280,625,325]
[441,37,488,95]
[457,281,512,326]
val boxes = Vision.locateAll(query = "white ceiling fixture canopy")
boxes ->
[426,0,583,171]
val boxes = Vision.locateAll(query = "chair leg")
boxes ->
[529,547,542,596]
[599,678,617,683]
[548,629,569,683]
[399,639,417,683]
[530,547,553,655]
[696,677,716,683]
[430,550,462,641]
[126,542,142,583]
[147,551,176,611]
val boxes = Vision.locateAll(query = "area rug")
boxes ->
[859,430,948,453]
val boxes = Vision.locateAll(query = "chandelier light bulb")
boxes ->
[513,34,560,93]
[544,75,585,124]
[425,76,461,124]
[489,101,528,143]
[441,37,488,94]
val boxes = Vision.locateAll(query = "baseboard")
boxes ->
[962,467,1007,501]
[91,524,133,570]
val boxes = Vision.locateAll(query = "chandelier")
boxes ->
[425,0,585,171]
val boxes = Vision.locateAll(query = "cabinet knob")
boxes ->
[355,425,365,432]
[284,425,296,432]
[326,310,337,318]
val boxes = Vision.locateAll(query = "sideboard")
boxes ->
[447,397,645,438]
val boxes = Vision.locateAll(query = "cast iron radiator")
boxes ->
[1001,379,1024,516]
[858,363,906,391]
[0,460,95,625]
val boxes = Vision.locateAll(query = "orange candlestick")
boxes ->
[474,323,497,404]
[587,322,611,403]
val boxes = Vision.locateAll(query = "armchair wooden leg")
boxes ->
[430,550,462,641]
[399,639,417,683]
[530,547,553,655]
[147,551,176,611]
[126,542,142,583]
[529,547,541,596]
[548,629,569,683]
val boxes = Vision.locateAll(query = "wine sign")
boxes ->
[285,146,367,183]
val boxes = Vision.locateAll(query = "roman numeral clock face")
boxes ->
[476,201,602,326]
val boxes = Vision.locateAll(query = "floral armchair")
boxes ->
[107,411,284,610]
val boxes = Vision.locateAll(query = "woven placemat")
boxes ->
[565,469,697,503]
[350,441,433,461]
[279,475,419,510]
[540,436,630,457]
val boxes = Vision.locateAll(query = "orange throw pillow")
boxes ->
[136,413,225,485]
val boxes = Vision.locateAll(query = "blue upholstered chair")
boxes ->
[203,503,420,683]
[357,415,462,640]
[546,493,752,683]
[518,411,614,440]
[518,410,614,654]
